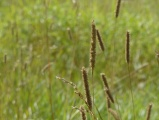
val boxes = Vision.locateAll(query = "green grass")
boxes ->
[0,0,159,119]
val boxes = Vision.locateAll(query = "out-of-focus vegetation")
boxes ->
[0,0,159,119]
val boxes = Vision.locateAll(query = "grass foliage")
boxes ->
[0,0,159,119]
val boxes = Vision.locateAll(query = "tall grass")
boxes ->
[0,0,159,119]
[59,17,154,119]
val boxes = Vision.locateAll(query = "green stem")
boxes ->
[127,64,136,120]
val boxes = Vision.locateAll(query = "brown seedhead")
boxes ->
[105,88,114,104]
[96,29,105,51]
[146,103,152,120]
[80,106,87,120]
[101,73,109,89]
[90,20,96,73]
[82,67,92,111]
[126,31,130,64]
[115,0,121,18]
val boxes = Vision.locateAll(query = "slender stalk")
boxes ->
[126,31,135,120]
[106,97,110,120]
[94,104,104,120]
[66,27,78,119]
[110,16,122,120]
[44,0,54,119]
[127,65,135,120]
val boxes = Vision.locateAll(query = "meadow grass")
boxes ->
[0,0,159,119]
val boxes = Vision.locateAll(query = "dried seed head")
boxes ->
[106,96,111,109]
[126,31,130,64]
[115,0,121,18]
[101,73,109,89]
[82,67,92,111]
[96,29,105,51]
[146,103,152,120]
[80,106,87,120]
[105,88,114,104]
[90,20,96,73]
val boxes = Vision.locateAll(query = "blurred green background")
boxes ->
[0,0,159,119]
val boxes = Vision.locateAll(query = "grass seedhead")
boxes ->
[82,67,92,111]
[90,20,96,74]
[146,103,152,120]
[115,0,121,18]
